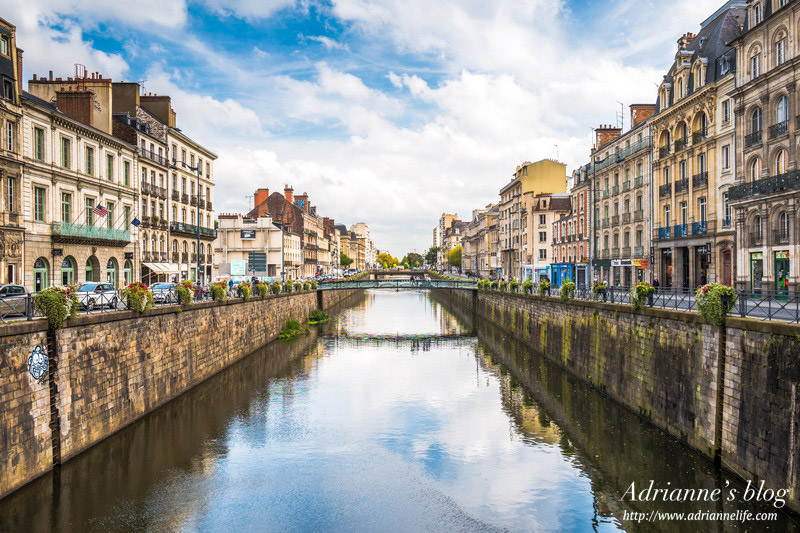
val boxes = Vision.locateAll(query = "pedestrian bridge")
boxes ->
[317,279,477,290]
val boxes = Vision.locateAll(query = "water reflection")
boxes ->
[1,289,797,532]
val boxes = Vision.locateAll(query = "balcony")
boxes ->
[657,226,671,239]
[692,172,708,188]
[769,120,789,139]
[612,185,619,195]
[182,193,189,204]
[673,224,688,237]
[170,221,217,239]
[51,222,130,245]
[728,171,800,201]
[198,199,206,210]
[622,246,631,257]
[601,249,610,259]
[140,148,169,167]
[622,213,631,223]
[774,229,790,245]
[659,183,672,197]
[172,252,179,263]
[675,177,689,193]
[602,189,609,198]
[674,138,687,152]
[692,130,707,144]
[622,181,631,192]
[181,252,188,263]
[190,196,197,207]
[659,146,670,158]
[611,248,620,258]
[634,176,644,188]
[749,233,763,247]
[633,246,645,257]
[172,190,179,201]
[634,210,644,221]
[611,215,620,225]
[745,130,762,148]
[594,191,601,200]
[207,201,213,211]
[691,221,707,235]
[602,218,610,228]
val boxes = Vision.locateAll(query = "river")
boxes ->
[0,289,797,532]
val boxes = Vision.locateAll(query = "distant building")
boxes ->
[214,212,282,280]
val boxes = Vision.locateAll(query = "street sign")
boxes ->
[248,252,267,272]
[231,259,247,276]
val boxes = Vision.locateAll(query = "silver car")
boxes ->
[75,282,119,310]
[0,284,28,318]
[151,283,178,304]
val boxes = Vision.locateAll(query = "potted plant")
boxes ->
[499,280,508,292]
[696,283,738,326]
[591,281,608,301]
[509,278,519,292]
[537,279,550,297]
[490,280,499,290]
[240,281,252,301]
[630,281,655,312]
[270,281,282,295]
[121,282,154,314]
[175,280,195,306]
[33,286,79,330]
[559,280,576,302]
[256,281,269,298]
[211,281,228,301]
[522,279,534,294]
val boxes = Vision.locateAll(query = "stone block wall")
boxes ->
[0,289,361,500]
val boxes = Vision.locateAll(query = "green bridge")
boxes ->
[317,280,477,290]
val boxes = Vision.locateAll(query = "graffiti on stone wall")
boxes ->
[27,345,48,382]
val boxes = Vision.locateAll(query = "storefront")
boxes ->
[775,250,789,298]
[574,263,589,288]
[534,266,551,284]
[660,249,673,288]
[694,245,710,287]
[750,252,763,295]
[551,263,573,288]
[592,259,611,284]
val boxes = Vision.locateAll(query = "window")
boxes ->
[753,3,762,25]
[751,53,761,78]
[751,107,762,133]
[680,202,687,225]
[85,146,94,175]
[698,153,706,173]
[539,231,547,242]
[6,176,15,212]
[106,201,114,229]
[106,154,114,181]
[86,197,95,225]
[776,150,787,174]
[123,161,130,186]
[33,127,44,162]
[751,158,762,180]
[34,186,45,222]
[699,197,706,222]
[181,177,186,194]
[60,137,70,168]
[5,121,14,151]
[539,214,546,225]
[539,249,546,260]
[680,160,687,180]
[723,193,731,225]
[664,205,671,226]
[722,145,730,170]
[755,215,762,237]
[636,230,642,246]
[0,36,8,56]
[663,166,670,185]
[61,192,71,222]
[779,211,790,235]
[124,205,131,227]
[636,195,642,212]
[172,205,177,221]
[678,78,684,99]
[722,100,730,123]
[776,38,786,66]
[777,96,788,124]
[172,173,177,189]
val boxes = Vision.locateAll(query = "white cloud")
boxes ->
[303,35,349,51]
[200,0,298,19]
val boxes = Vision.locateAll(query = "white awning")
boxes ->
[143,263,181,274]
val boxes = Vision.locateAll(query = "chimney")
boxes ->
[630,104,657,128]
[15,48,23,98]
[254,188,269,208]
[55,90,94,127]
[284,185,293,204]
[295,192,309,212]
[595,124,622,150]
[678,32,696,50]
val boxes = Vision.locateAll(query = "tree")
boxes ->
[376,252,399,269]
[447,245,462,269]
[406,252,424,268]
[425,247,439,266]
[339,252,354,267]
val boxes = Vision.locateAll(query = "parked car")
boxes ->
[0,284,28,318]
[151,282,178,304]
[75,282,119,310]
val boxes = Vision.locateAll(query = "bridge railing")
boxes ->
[318,280,477,290]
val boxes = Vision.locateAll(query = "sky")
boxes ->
[6,0,730,255]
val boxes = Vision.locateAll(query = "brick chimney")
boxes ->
[284,185,293,204]
[630,104,657,128]
[15,49,23,99]
[55,90,94,127]
[595,125,622,150]
[678,32,696,50]
[295,192,309,212]
[254,188,269,208]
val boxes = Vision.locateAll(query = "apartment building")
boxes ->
[214,212,282,279]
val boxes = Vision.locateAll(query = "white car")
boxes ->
[75,282,119,310]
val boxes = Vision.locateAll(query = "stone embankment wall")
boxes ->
[433,289,800,511]
[0,289,361,500]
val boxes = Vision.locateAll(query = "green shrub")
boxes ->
[294,281,302,292]
[696,283,737,326]
[509,278,519,292]
[121,282,153,314]
[310,280,318,289]
[271,281,282,295]
[34,286,78,330]
[590,281,608,298]
[559,281,576,302]
[303,281,312,291]
[522,279,534,294]
[284,281,293,293]
[537,280,550,297]
[211,281,228,302]
[175,281,195,306]
[279,318,306,340]
[240,282,252,301]
[630,282,655,312]
[308,309,329,324]
[256,282,269,298]
[499,281,508,292]
[490,280,499,290]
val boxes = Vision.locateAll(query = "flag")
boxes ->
[94,204,108,218]
[131,217,141,227]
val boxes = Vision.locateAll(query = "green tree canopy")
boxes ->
[405,252,423,267]
[376,252,399,269]
[447,245,462,269]
[425,246,439,265]
[339,252,354,267]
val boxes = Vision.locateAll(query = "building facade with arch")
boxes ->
[729,0,800,293]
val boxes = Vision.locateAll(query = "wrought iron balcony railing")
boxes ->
[673,224,688,237]
[622,213,631,223]
[769,120,789,139]
[745,130,762,148]
[693,172,708,188]
[657,226,671,239]
[692,221,707,235]
[170,221,217,238]
[633,246,645,257]
[674,138,687,152]
[728,171,800,201]
[692,129,707,144]
[675,177,689,193]
[51,222,130,243]
[622,181,631,191]
[659,183,672,197]
[634,176,644,188]
[749,233,763,247]
[659,146,670,158]
[634,210,644,221]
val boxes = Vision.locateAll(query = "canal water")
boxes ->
[1,290,798,532]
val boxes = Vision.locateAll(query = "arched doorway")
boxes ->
[124,259,133,286]
[85,255,100,282]
[61,256,77,286]
[106,257,119,287]
[33,257,49,292]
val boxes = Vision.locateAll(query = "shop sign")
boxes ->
[751,252,763,260]
[776,251,790,260]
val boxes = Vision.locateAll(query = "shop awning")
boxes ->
[143,263,181,274]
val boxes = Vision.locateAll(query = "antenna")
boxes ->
[245,194,254,208]
[74,64,87,90]
[616,101,624,130]
[554,144,560,160]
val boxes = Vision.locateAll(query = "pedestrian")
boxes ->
[653,277,660,288]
